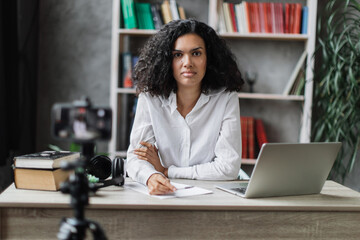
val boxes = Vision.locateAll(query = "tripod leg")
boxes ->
[88,220,108,240]
[58,218,88,240]
[57,218,76,240]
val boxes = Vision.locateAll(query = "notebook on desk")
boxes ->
[216,142,342,198]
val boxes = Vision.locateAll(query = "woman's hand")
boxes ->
[134,141,168,176]
[147,173,176,195]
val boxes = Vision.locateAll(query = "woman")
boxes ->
[127,19,244,195]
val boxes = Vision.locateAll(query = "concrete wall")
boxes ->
[36,0,112,153]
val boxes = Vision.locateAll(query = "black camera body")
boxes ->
[51,98,112,143]
[51,97,125,187]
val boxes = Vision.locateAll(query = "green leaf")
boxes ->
[48,144,63,151]
[70,143,82,152]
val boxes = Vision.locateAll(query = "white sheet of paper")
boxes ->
[126,181,213,199]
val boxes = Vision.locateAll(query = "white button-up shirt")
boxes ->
[126,88,242,186]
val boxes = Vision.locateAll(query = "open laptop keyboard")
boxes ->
[231,187,247,194]
[230,182,249,194]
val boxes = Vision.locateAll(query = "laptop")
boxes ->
[216,142,342,198]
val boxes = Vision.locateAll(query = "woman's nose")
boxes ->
[182,54,193,67]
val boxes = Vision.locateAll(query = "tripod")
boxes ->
[57,143,107,240]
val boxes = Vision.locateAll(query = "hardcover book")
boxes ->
[240,117,248,159]
[247,117,255,159]
[301,6,308,34]
[121,0,138,29]
[151,3,164,29]
[161,0,172,24]
[14,168,73,191]
[169,0,180,21]
[13,151,80,169]
[293,3,302,34]
[255,119,268,151]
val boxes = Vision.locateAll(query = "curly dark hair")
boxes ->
[133,19,244,98]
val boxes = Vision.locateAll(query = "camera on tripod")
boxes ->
[51,97,125,240]
[52,98,112,143]
[51,97,125,188]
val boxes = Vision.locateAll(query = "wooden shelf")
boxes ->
[238,93,304,101]
[242,159,257,165]
[118,29,308,41]
[117,88,136,94]
[116,88,304,101]
[220,32,308,41]
[119,29,156,36]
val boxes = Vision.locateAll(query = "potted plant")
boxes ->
[312,0,360,183]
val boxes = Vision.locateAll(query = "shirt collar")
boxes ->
[160,88,226,114]
[161,91,177,114]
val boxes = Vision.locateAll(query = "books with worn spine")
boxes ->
[14,168,73,191]
[13,151,80,169]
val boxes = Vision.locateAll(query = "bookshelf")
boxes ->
[109,0,318,164]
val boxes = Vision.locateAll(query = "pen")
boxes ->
[176,185,194,190]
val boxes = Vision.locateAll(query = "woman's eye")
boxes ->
[193,51,201,56]
[173,53,182,58]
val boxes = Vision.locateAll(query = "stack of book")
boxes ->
[241,117,268,160]
[120,0,187,30]
[219,1,308,34]
[13,151,80,191]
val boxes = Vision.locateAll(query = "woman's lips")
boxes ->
[182,71,196,77]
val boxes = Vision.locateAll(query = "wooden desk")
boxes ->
[1,179,360,239]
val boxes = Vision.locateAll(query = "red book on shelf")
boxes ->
[261,3,270,33]
[247,117,255,159]
[240,117,248,159]
[273,2,278,33]
[258,3,265,33]
[277,3,284,33]
[293,3,302,34]
[248,3,254,33]
[255,119,268,151]
[253,3,261,33]
[244,2,252,33]
[229,3,238,32]
[284,3,290,33]
[270,3,276,33]
[289,4,295,33]
[265,3,273,33]
[274,3,282,33]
